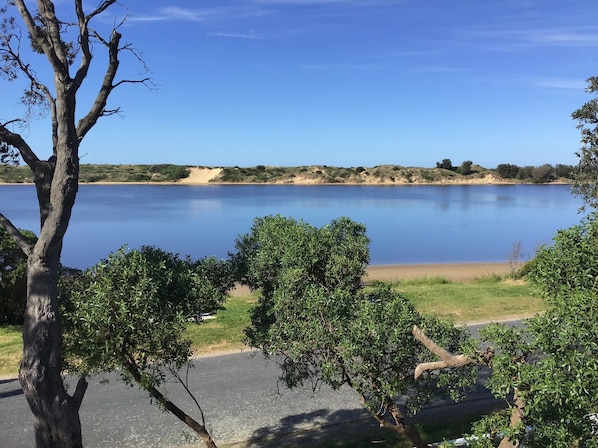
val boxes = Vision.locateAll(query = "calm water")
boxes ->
[0,184,585,269]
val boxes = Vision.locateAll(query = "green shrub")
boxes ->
[0,227,37,324]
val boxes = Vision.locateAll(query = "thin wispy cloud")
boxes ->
[411,65,464,74]
[128,6,212,22]
[207,31,263,40]
[462,27,598,51]
[299,62,382,71]
[251,0,407,5]
[127,5,270,23]
[534,79,587,90]
[527,30,598,46]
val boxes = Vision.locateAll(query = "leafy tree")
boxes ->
[61,246,234,448]
[572,76,598,208]
[496,163,520,179]
[525,212,598,298]
[516,165,534,180]
[555,163,575,179]
[459,160,473,175]
[0,2,149,446]
[436,158,454,170]
[531,164,554,183]
[415,214,598,447]
[0,227,36,324]
[232,215,476,448]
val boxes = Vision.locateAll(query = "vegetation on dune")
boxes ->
[0,164,190,184]
[0,161,575,185]
[214,161,575,185]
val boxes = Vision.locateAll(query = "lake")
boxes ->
[0,184,585,269]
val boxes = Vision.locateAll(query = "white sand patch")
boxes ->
[178,167,222,184]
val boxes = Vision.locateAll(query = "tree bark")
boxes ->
[360,394,428,448]
[20,255,86,448]
[19,82,82,445]
[3,2,145,446]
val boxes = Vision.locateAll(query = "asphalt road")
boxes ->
[0,322,511,447]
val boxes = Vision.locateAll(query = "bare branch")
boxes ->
[76,28,121,139]
[0,123,40,168]
[73,1,118,90]
[74,0,93,90]
[0,212,33,256]
[0,26,57,122]
[412,325,478,379]
[113,77,152,90]
[13,0,67,76]
[6,3,59,155]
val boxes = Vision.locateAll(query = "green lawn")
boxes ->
[0,325,22,377]
[0,276,544,377]
[390,275,542,324]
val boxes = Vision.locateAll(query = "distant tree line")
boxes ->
[495,163,575,183]
[436,158,576,183]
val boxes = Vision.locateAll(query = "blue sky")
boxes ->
[3,0,598,168]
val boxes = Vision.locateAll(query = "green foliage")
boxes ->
[436,159,454,171]
[65,164,190,183]
[0,227,36,324]
[0,277,545,377]
[0,162,575,185]
[148,164,190,181]
[526,212,598,300]
[470,213,598,447]
[531,164,554,183]
[60,246,234,383]
[496,163,574,182]
[459,160,473,175]
[572,76,598,208]
[232,216,476,445]
[496,163,520,179]
[470,294,598,447]
[0,164,32,182]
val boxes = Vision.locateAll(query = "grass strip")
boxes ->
[0,277,544,377]
[0,325,22,377]
[390,275,542,323]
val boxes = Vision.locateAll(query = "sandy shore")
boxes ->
[366,262,514,283]
[230,262,514,296]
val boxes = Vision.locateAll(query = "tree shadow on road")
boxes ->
[240,407,390,448]
[0,378,23,399]
[237,374,507,448]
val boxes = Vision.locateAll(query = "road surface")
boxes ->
[0,324,508,447]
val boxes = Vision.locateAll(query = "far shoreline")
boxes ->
[0,166,571,187]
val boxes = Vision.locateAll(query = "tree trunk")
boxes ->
[362,395,428,448]
[19,255,86,448]
[123,359,218,448]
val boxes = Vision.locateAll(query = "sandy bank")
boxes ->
[366,262,514,283]
[230,262,515,296]
[177,167,223,184]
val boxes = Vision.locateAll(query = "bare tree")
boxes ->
[0,2,149,446]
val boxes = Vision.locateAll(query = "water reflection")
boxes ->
[0,184,584,269]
